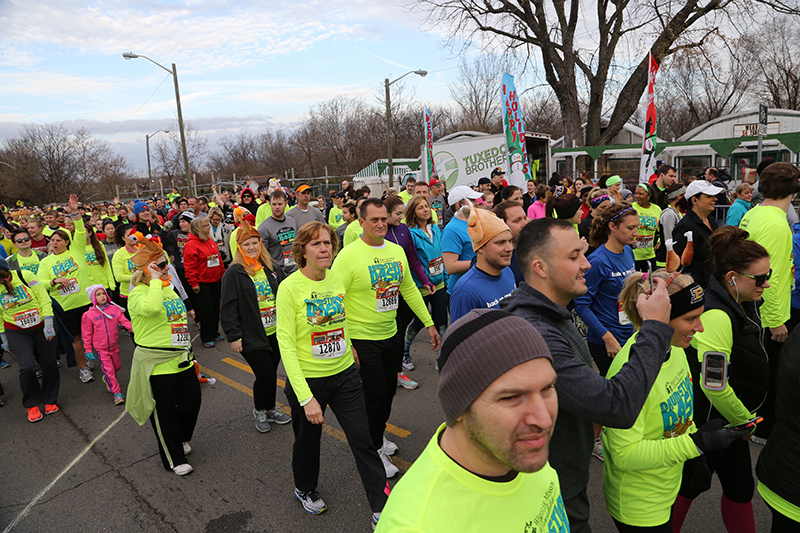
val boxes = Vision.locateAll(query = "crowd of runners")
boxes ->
[0,160,799,532]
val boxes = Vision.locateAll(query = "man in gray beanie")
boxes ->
[374,309,570,533]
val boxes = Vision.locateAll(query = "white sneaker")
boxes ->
[173,463,193,476]
[79,367,94,383]
[182,442,192,455]
[379,450,399,478]
[380,436,398,456]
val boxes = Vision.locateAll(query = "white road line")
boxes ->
[3,410,127,533]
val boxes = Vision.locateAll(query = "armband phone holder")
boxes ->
[701,351,728,391]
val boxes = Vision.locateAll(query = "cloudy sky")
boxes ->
[0,0,473,172]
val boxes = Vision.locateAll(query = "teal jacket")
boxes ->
[409,224,447,288]
[727,198,751,227]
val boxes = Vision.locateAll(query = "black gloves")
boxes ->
[690,418,750,454]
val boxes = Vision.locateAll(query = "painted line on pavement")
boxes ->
[3,410,128,533]
[199,363,413,471]
[219,357,411,438]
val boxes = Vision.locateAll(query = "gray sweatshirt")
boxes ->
[258,216,298,275]
[286,205,324,229]
[500,282,674,500]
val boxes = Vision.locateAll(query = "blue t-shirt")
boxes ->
[792,224,800,309]
[441,217,475,294]
[574,244,635,345]
[450,265,516,323]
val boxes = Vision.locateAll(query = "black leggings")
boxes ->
[588,341,614,377]
[240,335,282,411]
[678,437,754,502]
[613,518,670,532]
[196,281,221,343]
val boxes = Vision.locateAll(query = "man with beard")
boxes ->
[375,309,569,533]
[493,199,530,286]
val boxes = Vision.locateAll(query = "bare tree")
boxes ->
[743,17,800,110]
[410,0,799,159]
[152,120,208,188]
[448,56,506,132]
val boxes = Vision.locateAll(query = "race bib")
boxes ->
[13,309,41,328]
[283,249,296,267]
[206,255,220,268]
[57,278,80,297]
[428,256,444,277]
[376,286,399,312]
[635,235,654,249]
[310,328,346,359]
[171,324,190,347]
[260,307,276,329]
[619,302,631,326]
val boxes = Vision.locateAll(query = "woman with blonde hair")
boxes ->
[603,270,750,532]
[220,219,290,433]
[126,236,201,476]
[726,183,754,227]
[183,216,225,348]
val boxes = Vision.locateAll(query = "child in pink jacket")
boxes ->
[81,284,132,405]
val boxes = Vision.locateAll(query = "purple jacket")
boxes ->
[386,223,432,289]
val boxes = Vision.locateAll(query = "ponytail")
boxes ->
[589,201,636,248]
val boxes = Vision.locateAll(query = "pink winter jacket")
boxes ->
[81,284,132,355]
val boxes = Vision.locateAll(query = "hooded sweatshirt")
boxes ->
[500,282,674,499]
[81,284,132,355]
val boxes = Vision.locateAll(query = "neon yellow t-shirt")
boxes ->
[250,268,277,336]
[85,243,116,290]
[229,228,239,260]
[0,270,53,334]
[0,238,18,256]
[632,202,662,262]
[398,190,412,203]
[342,220,363,247]
[38,217,91,311]
[10,252,42,276]
[128,280,189,350]
[690,308,754,425]
[739,205,792,328]
[327,206,344,229]
[275,269,353,404]
[331,238,433,340]
[375,423,570,533]
[603,333,699,527]
[255,203,273,228]
[112,246,138,297]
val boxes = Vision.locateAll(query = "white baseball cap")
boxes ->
[448,185,483,206]
[685,180,724,199]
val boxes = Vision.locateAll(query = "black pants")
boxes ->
[284,364,387,513]
[240,334,281,411]
[7,327,59,408]
[588,341,613,377]
[394,296,414,353]
[613,518,670,532]
[353,337,402,449]
[757,320,788,439]
[564,487,591,533]
[196,281,221,343]
[635,258,656,273]
[768,502,800,532]
[678,437,753,502]
[149,366,202,470]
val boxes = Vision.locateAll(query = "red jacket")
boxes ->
[183,234,225,287]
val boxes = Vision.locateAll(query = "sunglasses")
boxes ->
[155,261,169,270]
[737,269,772,287]
[14,237,30,244]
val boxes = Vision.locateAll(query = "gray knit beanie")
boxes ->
[437,309,552,426]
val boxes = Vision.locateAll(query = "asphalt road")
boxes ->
[0,329,774,532]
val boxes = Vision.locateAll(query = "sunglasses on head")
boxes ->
[14,237,30,244]
[737,269,772,287]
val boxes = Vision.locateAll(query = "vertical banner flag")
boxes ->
[501,73,531,188]
[424,107,436,179]
[639,52,660,184]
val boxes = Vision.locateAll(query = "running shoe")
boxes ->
[402,354,414,372]
[27,406,43,422]
[173,463,193,476]
[372,512,381,531]
[85,353,95,370]
[397,373,419,390]
[253,409,271,433]
[294,488,327,515]
[44,404,59,415]
[380,437,398,456]
[182,441,192,455]
[114,393,125,405]
[0,357,11,369]
[214,334,224,342]
[0,397,4,407]
[35,366,42,378]
[266,408,291,425]
[102,375,112,393]
[379,450,399,478]
[79,367,94,383]
[592,437,604,462]
[203,341,215,348]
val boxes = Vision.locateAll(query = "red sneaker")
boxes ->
[27,406,43,422]
[44,404,59,415]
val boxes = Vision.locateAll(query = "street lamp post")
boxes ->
[123,52,193,195]
[384,69,427,188]
[146,129,169,193]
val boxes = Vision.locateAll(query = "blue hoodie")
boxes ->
[409,224,447,288]
[726,197,752,227]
